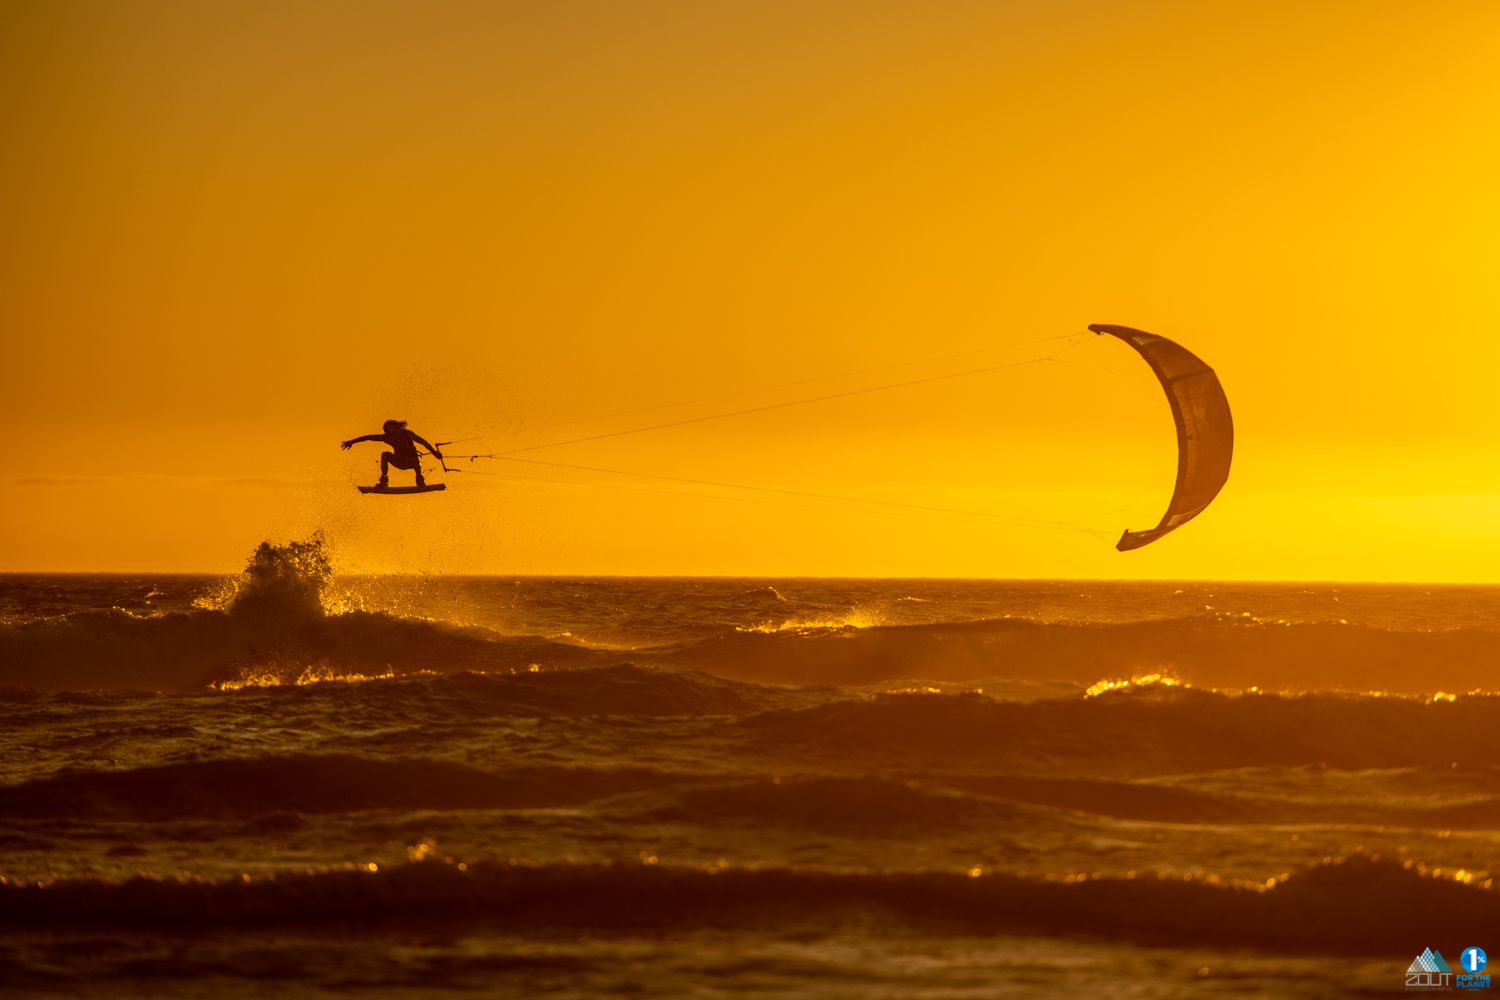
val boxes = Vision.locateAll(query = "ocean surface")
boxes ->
[3,539,1500,997]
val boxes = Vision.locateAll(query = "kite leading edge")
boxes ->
[1088,324,1233,552]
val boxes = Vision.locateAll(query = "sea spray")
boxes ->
[195,532,355,621]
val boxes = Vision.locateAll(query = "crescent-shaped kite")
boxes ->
[1089,324,1234,551]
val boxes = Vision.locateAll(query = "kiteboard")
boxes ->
[358,484,446,495]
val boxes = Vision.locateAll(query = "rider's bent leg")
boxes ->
[379,452,424,487]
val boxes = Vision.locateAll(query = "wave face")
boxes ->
[5,671,1500,822]
[0,606,607,692]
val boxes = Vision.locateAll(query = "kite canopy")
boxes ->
[1088,324,1233,551]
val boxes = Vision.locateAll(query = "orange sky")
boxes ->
[3,0,1498,579]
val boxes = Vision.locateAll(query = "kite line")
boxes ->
[410,329,1176,542]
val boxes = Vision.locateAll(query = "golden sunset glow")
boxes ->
[4,1,1499,578]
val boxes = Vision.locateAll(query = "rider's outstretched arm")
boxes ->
[410,433,441,458]
[340,434,383,450]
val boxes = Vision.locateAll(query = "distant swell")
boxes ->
[648,616,1500,693]
[0,756,700,822]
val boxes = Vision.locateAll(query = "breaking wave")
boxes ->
[194,533,339,623]
[3,854,1496,955]
[0,536,604,691]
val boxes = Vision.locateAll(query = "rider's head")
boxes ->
[383,419,407,433]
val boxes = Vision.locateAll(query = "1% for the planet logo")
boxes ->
[1457,947,1490,992]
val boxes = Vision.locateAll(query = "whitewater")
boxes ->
[3,539,1499,996]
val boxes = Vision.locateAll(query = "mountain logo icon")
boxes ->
[1407,948,1454,990]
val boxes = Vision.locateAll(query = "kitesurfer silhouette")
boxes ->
[341,420,442,488]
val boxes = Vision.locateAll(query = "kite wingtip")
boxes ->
[1090,323,1151,339]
